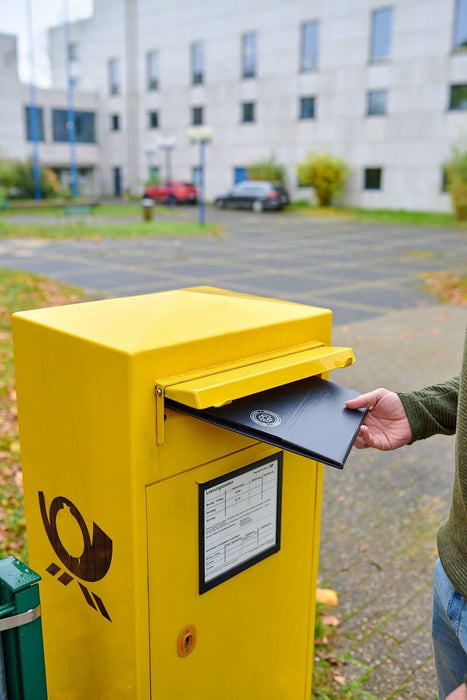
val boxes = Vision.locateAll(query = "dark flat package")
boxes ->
[165,376,367,469]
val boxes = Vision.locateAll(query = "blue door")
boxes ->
[113,167,122,197]
[234,167,248,184]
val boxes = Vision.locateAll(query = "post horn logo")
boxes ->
[39,492,113,622]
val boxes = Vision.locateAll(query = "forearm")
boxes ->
[398,375,459,443]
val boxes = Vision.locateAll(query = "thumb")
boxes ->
[346,388,386,410]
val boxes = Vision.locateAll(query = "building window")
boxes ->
[241,32,257,78]
[191,106,204,125]
[370,8,393,62]
[191,42,204,84]
[192,166,202,186]
[147,50,158,90]
[453,0,467,50]
[24,106,45,141]
[367,89,388,115]
[449,84,467,109]
[67,42,78,62]
[149,111,159,129]
[52,109,96,143]
[108,57,120,95]
[364,168,382,190]
[111,114,120,131]
[300,21,319,71]
[149,165,160,182]
[299,96,315,119]
[241,102,255,122]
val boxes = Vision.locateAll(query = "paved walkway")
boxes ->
[1,208,466,697]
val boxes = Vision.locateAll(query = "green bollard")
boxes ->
[0,557,47,699]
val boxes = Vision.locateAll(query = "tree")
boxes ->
[0,159,60,199]
[296,152,349,207]
[444,141,467,221]
[246,155,286,184]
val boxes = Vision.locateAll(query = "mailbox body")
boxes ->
[13,287,349,699]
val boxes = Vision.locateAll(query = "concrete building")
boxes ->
[0,31,99,197]
[2,0,467,209]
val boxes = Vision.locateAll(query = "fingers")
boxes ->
[353,425,379,450]
[346,388,387,411]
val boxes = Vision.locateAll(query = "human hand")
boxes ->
[446,683,467,700]
[345,388,412,451]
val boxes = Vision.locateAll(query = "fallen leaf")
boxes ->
[322,615,340,627]
[316,588,339,606]
[333,672,346,685]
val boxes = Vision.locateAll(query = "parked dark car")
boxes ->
[144,180,198,205]
[214,181,289,212]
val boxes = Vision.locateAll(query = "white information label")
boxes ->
[201,456,281,586]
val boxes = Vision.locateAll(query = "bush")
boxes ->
[296,152,349,207]
[0,159,60,199]
[246,155,286,184]
[444,142,467,221]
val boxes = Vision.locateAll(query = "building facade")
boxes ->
[2,0,467,209]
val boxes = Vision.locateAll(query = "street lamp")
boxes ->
[187,126,213,225]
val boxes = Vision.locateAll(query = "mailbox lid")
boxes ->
[163,344,355,409]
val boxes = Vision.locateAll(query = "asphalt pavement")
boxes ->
[1,206,466,698]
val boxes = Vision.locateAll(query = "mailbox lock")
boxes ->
[177,624,196,657]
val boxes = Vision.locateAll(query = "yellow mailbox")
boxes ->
[13,287,358,699]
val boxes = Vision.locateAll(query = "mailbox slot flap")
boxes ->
[163,345,355,410]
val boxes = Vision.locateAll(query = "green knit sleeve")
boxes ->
[398,375,459,443]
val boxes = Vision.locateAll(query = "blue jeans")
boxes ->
[432,558,467,699]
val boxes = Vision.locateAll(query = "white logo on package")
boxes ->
[250,409,281,428]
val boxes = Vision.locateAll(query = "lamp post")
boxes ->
[63,0,78,198]
[187,126,213,226]
[25,0,41,200]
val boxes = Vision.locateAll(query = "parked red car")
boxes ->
[144,180,198,205]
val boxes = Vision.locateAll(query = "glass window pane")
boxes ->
[299,97,315,119]
[370,8,393,61]
[149,111,159,128]
[108,57,120,95]
[367,89,387,115]
[242,102,255,122]
[191,43,204,84]
[192,166,202,186]
[449,84,467,109]
[25,106,45,141]
[68,43,78,62]
[454,0,467,50]
[301,21,319,71]
[242,32,257,78]
[52,109,96,143]
[192,106,203,125]
[147,51,158,90]
[364,168,382,190]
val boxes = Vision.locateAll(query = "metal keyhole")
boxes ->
[177,624,196,657]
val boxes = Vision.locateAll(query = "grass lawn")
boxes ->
[0,218,219,239]
[288,202,467,227]
[0,268,84,561]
